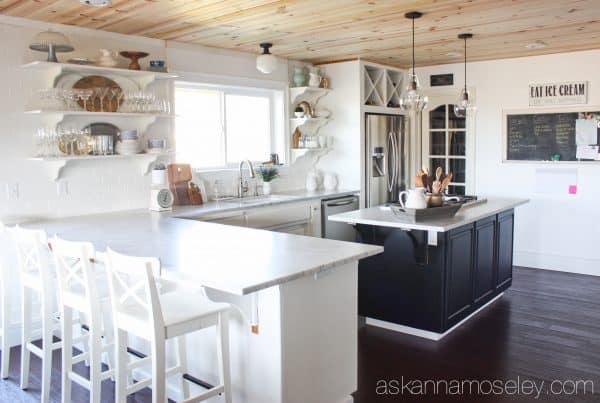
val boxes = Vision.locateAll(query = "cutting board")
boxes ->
[167,164,203,206]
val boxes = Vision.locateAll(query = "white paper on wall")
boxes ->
[575,119,598,145]
[576,145,599,160]
[534,168,578,195]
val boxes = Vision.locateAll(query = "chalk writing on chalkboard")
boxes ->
[506,111,600,161]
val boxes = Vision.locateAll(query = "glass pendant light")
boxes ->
[400,12,428,112]
[454,33,474,118]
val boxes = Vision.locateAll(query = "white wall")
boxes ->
[0,15,306,223]
[316,61,362,190]
[417,50,600,276]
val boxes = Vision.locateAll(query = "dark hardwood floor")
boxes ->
[1,267,599,402]
[355,267,600,402]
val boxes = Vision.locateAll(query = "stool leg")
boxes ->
[115,329,128,403]
[1,285,10,379]
[176,336,190,400]
[217,311,232,403]
[41,296,54,403]
[151,335,166,403]
[89,328,102,403]
[20,287,31,390]
[61,306,73,403]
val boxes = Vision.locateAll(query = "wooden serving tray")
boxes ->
[389,202,463,223]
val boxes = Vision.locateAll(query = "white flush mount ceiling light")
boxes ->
[80,0,112,6]
[400,11,428,112]
[454,33,474,118]
[256,43,278,74]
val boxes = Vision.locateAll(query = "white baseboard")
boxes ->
[515,250,600,276]
[366,293,504,341]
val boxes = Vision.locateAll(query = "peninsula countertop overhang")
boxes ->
[21,209,383,296]
[328,198,529,232]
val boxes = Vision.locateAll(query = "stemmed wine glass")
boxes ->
[109,88,122,112]
[95,87,110,112]
[77,89,93,112]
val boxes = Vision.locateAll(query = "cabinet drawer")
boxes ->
[246,202,310,229]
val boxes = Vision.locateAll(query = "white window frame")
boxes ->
[174,79,287,171]
[421,90,476,194]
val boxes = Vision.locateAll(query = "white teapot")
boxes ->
[398,188,428,209]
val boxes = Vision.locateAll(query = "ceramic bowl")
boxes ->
[119,130,138,140]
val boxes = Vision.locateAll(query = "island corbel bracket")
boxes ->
[404,229,430,266]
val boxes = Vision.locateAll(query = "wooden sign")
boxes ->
[529,81,588,106]
[430,73,454,87]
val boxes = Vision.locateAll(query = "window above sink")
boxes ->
[174,81,287,170]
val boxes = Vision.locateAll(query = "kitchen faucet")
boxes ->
[238,159,255,197]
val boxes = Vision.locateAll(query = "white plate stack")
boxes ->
[116,129,141,155]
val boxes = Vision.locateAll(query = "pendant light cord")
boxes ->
[464,37,467,91]
[412,17,416,76]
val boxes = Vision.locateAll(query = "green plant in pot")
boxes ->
[257,166,279,195]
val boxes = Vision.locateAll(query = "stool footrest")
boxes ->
[69,371,91,389]
[181,384,225,403]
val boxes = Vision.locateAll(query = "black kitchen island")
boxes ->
[329,198,528,340]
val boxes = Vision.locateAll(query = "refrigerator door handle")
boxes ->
[388,131,398,193]
[387,131,394,192]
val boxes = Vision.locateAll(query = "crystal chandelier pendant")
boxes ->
[400,72,428,111]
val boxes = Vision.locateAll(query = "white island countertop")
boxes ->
[23,209,382,295]
[329,197,529,232]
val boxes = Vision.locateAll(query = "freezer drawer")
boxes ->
[322,196,359,241]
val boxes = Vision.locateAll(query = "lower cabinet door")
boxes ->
[496,210,515,290]
[445,225,474,328]
[474,217,496,304]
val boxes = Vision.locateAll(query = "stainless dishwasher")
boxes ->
[321,195,359,241]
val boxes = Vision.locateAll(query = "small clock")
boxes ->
[150,188,173,211]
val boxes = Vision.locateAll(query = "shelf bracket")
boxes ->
[44,160,68,182]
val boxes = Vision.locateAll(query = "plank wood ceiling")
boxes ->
[1,0,600,67]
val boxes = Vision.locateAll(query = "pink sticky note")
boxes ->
[568,185,577,194]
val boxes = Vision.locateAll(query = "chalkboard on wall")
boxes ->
[504,110,600,161]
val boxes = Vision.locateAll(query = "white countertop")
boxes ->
[328,197,529,232]
[22,207,382,296]
[171,189,358,219]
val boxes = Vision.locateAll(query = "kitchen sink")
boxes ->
[221,194,297,206]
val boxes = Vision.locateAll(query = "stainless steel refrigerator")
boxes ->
[364,113,409,207]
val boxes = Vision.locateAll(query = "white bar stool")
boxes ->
[0,222,12,379]
[14,226,61,403]
[51,236,115,403]
[105,247,233,403]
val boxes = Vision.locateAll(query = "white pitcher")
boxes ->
[398,188,428,209]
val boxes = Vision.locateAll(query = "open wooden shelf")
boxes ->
[28,152,172,181]
[22,61,178,80]
[25,109,176,118]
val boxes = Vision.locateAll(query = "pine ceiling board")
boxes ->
[156,0,437,41]
[124,0,281,36]
[271,2,600,63]
[306,23,600,66]
[96,0,273,34]
[213,0,595,53]
[2,0,600,67]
